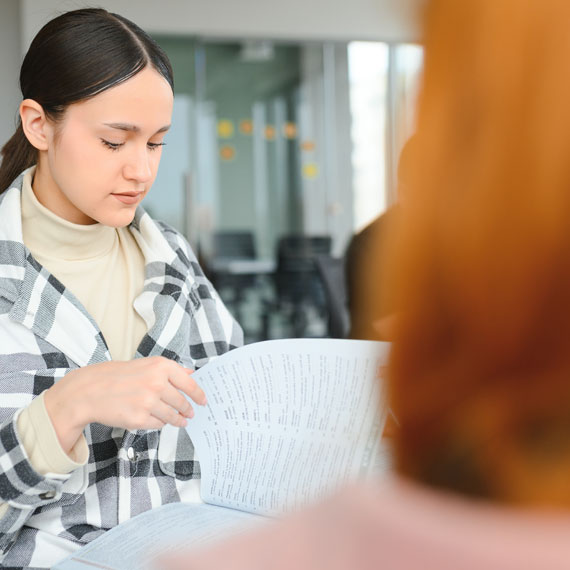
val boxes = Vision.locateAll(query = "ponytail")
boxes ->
[0,122,37,194]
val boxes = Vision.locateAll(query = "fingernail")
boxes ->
[201,395,208,406]
[187,408,195,418]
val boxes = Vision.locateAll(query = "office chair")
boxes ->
[264,235,332,338]
[209,230,257,324]
[212,231,256,261]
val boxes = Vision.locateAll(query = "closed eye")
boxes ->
[100,139,166,152]
[101,139,124,151]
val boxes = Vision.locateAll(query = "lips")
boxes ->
[112,192,144,205]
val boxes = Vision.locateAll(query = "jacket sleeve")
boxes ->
[157,222,244,361]
[0,370,88,561]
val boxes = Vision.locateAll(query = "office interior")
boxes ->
[0,0,424,343]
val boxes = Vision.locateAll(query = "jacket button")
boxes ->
[127,447,137,462]
[39,491,56,500]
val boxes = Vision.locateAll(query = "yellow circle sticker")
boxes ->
[302,163,319,179]
[217,120,235,139]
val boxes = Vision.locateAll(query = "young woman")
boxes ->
[0,8,242,568]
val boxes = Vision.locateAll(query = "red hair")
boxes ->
[388,0,570,506]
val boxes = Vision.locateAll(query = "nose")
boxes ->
[123,145,153,184]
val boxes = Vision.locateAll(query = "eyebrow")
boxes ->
[103,122,171,134]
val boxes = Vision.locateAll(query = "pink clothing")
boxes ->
[162,476,570,570]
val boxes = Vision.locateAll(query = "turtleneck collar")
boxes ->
[21,166,117,262]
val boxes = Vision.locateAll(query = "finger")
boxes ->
[145,416,167,430]
[168,365,207,406]
[151,402,189,428]
[160,386,195,418]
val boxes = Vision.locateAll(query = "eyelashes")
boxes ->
[100,139,166,152]
[100,139,122,151]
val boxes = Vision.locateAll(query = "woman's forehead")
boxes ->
[66,67,173,128]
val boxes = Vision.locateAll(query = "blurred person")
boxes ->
[346,135,418,341]
[389,0,570,506]
[160,0,570,567]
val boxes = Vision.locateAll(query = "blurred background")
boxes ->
[0,0,424,343]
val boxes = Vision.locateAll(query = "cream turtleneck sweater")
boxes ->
[21,167,147,361]
[0,169,149,518]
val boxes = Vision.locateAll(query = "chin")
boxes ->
[97,210,138,228]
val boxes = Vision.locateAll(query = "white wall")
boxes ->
[21,0,423,52]
[0,0,22,149]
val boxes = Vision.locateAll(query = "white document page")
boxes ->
[188,338,389,515]
[53,503,262,570]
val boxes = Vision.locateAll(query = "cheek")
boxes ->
[54,135,100,175]
[58,141,122,189]
[147,151,164,182]
[51,143,118,205]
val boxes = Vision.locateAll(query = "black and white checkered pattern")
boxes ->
[0,171,243,567]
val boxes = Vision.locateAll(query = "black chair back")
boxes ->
[274,235,331,304]
[213,231,256,260]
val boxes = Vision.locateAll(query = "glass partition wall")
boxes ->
[146,36,423,342]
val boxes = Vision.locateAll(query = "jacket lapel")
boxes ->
[0,180,111,368]
[9,254,111,367]
[130,211,198,360]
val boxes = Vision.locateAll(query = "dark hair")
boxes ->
[0,8,173,194]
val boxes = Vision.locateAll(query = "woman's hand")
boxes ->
[44,357,205,455]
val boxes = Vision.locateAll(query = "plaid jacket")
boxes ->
[0,171,243,568]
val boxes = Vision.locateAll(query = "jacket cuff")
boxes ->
[18,392,88,474]
[0,413,69,508]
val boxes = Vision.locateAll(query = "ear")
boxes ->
[20,99,53,151]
